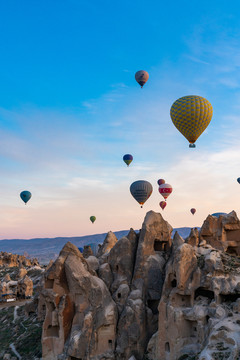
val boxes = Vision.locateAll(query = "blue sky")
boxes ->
[1,1,240,238]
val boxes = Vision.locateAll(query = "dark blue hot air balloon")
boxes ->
[123,154,133,167]
[237,178,240,184]
[20,191,32,205]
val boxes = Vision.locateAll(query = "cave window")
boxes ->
[194,287,214,301]
[165,342,170,352]
[154,240,168,251]
[171,279,177,288]
[46,325,59,337]
[117,293,121,299]
[220,293,240,303]
[45,279,54,289]
[116,265,119,271]
[206,315,210,323]
[226,246,238,256]
[108,339,113,349]
[147,299,160,314]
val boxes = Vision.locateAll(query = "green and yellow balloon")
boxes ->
[90,216,96,224]
[170,95,213,148]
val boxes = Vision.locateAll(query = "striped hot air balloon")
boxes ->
[158,183,172,200]
[160,201,167,210]
[123,154,133,166]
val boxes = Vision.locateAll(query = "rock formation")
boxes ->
[0,251,39,267]
[41,242,118,360]
[39,210,240,360]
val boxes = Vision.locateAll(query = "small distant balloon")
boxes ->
[237,178,240,184]
[160,201,167,210]
[123,154,133,166]
[158,183,172,200]
[157,179,165,186]
[20,191,32,205]
[130,180,153,208]
[190,208,196,215]
[90,216,96,224]
[135,70,149,88]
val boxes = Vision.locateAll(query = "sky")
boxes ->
[1,1,240,239]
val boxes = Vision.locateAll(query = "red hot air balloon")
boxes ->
[157,179,165,186]
[190,208,196,215]
[158,183,172,200]
[160,201,167,210]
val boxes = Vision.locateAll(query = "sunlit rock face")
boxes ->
[147,211,240,360]
[0,251,39,267]
[40,211,240,360]
[41,241,117,360]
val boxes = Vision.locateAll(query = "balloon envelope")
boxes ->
[211,212,227,218]
[160,201,167,210]
[158,183,172,200]
[123,154,133,166]
[157,179,165,186]
[170,95,213,146]
[237,178,240,184]
[90,216,96,223]
[20,191,32,204]
[190,208,196,215]
[135,70,149,88]
[130,180,153,207]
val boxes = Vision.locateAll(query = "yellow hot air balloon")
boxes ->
[170,95,213,147]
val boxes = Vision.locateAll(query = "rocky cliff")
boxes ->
[40,211,240,360]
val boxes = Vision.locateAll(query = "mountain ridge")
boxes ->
[0,227,198,264]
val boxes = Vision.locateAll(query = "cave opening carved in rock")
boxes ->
[194,287,214,302]
[46,325,59,337]
[147,299,160,314]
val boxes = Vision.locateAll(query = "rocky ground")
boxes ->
[0,254,45,360]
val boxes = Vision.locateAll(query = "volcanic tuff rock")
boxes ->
[0,251,39,267]
[40,211,240,360]
[40,242,118,360]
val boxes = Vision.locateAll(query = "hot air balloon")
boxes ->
[90,216,96,224]
[20,191,32,205]
[237,178,240,184]
[123,154,133,166]
[190,208,196,215]
[170,95,213,147]
[135,70,149,88]
[157,179,165,186]
[160,201,167,210]
[211,212,227,218]
[130,180,153,208]
[158,183,172,200]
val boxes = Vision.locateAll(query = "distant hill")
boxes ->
[0,227,198,264]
